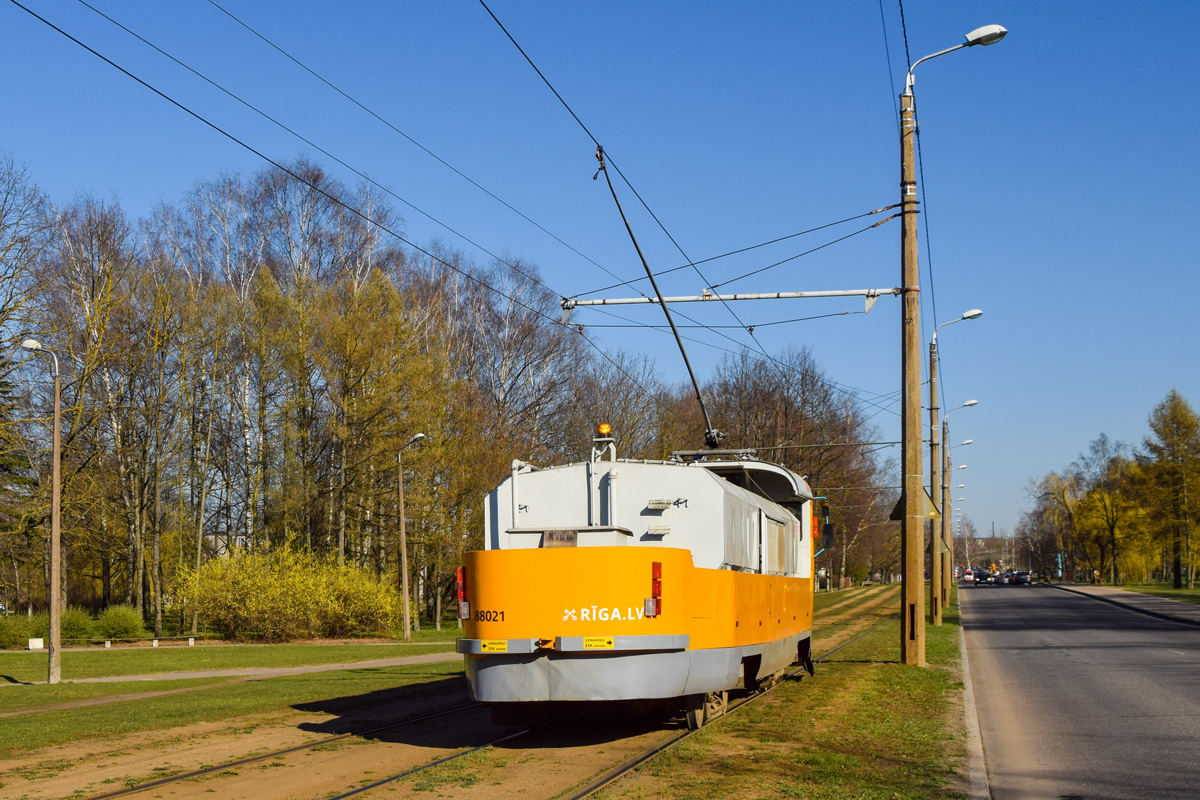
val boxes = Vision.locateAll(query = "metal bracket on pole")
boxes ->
[563,287,900,310]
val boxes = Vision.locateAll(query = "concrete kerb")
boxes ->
[959,623,991,800]
[1046,582,1200,623]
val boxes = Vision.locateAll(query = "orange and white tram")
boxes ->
[455,427,828,727]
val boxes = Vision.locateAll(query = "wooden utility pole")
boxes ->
[943,420,953,609]
[900,90,925,665]
[929,340,942,625]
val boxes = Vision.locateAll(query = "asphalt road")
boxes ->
[962,583,1200,800]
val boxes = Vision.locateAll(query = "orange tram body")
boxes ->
[456,432,825,725]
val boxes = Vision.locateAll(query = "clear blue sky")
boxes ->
[3,1,1197,539]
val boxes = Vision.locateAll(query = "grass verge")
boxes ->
[604,589,965,800]
[0,640,455,684]
[0,660,465,757]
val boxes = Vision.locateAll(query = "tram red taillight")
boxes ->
[646,561,662,617]
[456,567,470,620]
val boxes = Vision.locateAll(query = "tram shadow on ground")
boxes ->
[293,677,675,750]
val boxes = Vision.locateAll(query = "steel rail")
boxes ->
[82,702,482,800]
[567,612,900,799]
[323,728,530,800]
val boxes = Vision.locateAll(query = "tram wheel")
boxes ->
[685,691,728,730]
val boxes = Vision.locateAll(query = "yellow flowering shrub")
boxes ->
[172,548,401,641]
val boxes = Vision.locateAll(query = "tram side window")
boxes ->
[766,517,789,575]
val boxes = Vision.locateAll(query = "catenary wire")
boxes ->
[708,215,898,290]
[476,0,780,376]
[202,0,632,290]
[8,0,678,427]
[73,0,563,305]
[572,204,898,299]
[878,0,900,136]
[475,0,907,427]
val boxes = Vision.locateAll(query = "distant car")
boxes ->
[963,569,975,585]
[1014,571,1032,585]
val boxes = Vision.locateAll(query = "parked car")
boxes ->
[1014,571,1032,585]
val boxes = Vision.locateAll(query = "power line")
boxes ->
[202,0,630,290]
[475,0,906,430]
[475,0,773,379]
[708,215,898,291]
[11,0,679,427]
[572,205,897,299]
[73,0,558,304]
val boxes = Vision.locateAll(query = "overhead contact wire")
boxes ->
[204,0,629,288]
[11,0,678,426]
[74,0,558,303]
[572,204,897,299]
[476,0,769,367]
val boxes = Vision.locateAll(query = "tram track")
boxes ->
[301,598,902,800]
[564,611,900,800]
[75,591,900,800]
[81,701,483,800]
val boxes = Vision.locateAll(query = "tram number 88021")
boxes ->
[474,609,505,622]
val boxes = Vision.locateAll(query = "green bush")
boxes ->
[27,610,48,640]
[0,615,33,649]
[61,606,96,641]
[95,605,148,640]
[21,607,97,643]
[171,547,401,642]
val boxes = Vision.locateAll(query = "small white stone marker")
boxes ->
[105,640,111,648]
[151,639,159,648]
[28,638,44,651]
[188,637,195,646]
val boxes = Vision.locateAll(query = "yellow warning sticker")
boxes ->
[583,636,615,650]
[480,640,508,653]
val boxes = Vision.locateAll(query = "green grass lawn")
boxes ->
[1120,583,1200,605]
[0,640,456,684]
[0,660,466,757]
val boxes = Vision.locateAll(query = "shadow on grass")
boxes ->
[0,675,32,685]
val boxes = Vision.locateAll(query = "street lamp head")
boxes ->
[965,24,1008,47]
[961,439,974,446]
[405,432,427,448]
[957,464,968,470]
[963,399,978,407]
[962,309,983,320]
[20,338,43,352]
[957,484,966,489]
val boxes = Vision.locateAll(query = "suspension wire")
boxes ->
[571,204,897,299]
[878,0,900,137]
[596,147,722,448]
[74,0,561,302]
[476,0,783,387]
[477,0,910,434]
[202,0,630,289]
[914,103,940,336]
[709,215,898,290]
[10,0,681,426]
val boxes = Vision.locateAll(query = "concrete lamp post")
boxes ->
[21,338,61,685]
[901,25,1005,663]
[928,310,982,625]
